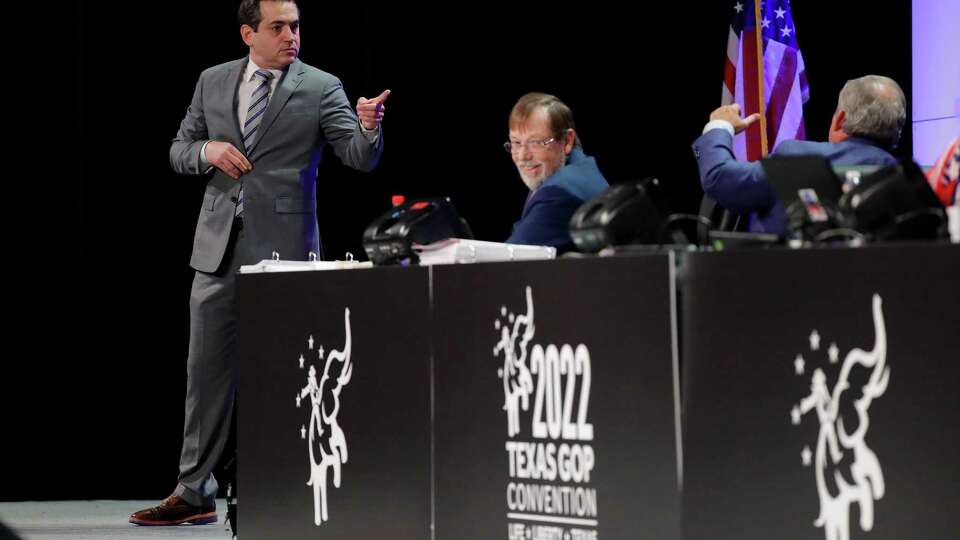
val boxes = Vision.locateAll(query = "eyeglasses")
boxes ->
[503,137,558,154]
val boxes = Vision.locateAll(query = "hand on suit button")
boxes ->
[204,141,253,179]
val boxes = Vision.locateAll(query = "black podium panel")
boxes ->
[432,256,682,540]
[682,244,960,540]
[237,267,431,539]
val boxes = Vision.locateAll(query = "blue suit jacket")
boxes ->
[506,148,609,248]
[692,129,897,233]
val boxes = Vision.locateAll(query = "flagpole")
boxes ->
[754,0,769,156]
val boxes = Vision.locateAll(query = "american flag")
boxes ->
[722,0,809,161]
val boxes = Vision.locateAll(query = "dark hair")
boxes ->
[510,93,574,137]
[509,92,582,148]
[238,0,298,31]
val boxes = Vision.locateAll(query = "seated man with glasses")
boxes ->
[505,92,609,250]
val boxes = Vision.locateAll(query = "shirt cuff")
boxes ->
[703,119,735,137]
[360,122,380,144]
[199,141,214,174]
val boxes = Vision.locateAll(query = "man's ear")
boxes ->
[563,129,576,154]
[240,25,255,46]
[832,109,846,132]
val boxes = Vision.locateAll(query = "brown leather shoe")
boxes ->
[129,494,217,526]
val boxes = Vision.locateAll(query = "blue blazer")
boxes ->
[506,148,609,248]
[692,129,897,233]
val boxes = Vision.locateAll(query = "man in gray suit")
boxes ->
[130,0,389,526]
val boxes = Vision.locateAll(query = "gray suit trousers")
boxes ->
[175,224,255,506]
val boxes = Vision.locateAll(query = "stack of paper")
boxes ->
[239,259,373,274]
[414,239,556,265]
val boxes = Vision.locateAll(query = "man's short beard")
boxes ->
[520,173,543,191]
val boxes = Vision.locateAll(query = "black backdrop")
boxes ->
[5,1,911,501]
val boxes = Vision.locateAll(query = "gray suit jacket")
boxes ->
[170,57,382,272]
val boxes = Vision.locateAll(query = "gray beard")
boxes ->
[520,175,543,191]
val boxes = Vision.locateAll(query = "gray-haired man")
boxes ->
[692,74,906,233]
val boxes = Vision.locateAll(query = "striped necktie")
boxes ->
[236,69,275,217]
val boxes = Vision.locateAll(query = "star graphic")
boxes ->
[791,405,801,425]
[497,368,504,378]
[794,354,805,375]
[296,394,302,408]
[318,346,325,359]
[761,17,771,29]
[308,335,314,350]
[734,2,744,13]
[809,330,821,351]
[828,342,840,363]
[801,445,812,466]
[298,354,305,369]
[495,319,501,330]
[775,6,786,18]
[781,26,793,38]
[300,425,307,439]
[501,306,508,317]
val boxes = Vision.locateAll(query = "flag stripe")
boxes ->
[726,27,740,64]
[765,46,798,147]
[723,57,737,101]
[799,67,810,101]
[741,29,763,161]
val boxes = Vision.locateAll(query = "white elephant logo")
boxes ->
[296,308,353,526]
[792,295,890,540]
